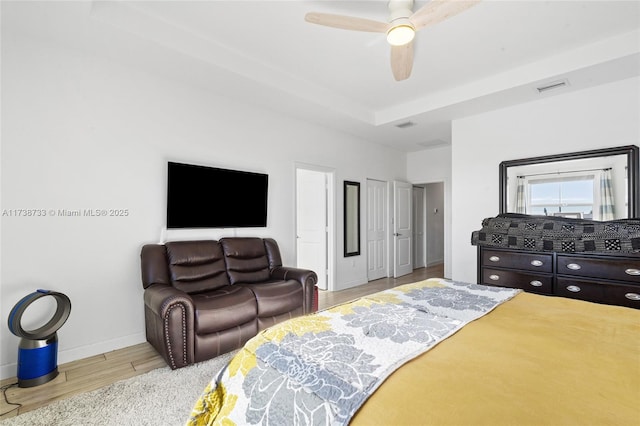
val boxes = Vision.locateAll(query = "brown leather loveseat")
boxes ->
[140,237,317,369]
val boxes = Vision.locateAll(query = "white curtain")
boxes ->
[514,177,527,214]
[599,169,615,220]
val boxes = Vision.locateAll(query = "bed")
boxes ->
[187,278,639,425]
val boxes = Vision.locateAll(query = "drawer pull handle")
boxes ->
[530,280,543,287]
[625,268,640,276]
[489,256,500,262]
[566,285,581,293]
[566,263,582,271]
[530,260,543,267]
[489,274,500,281]
[625,293,640,301]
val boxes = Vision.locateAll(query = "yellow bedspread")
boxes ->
[189,279,640,425]
[351,292,640,426]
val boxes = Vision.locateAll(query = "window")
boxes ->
[528,175,594,218]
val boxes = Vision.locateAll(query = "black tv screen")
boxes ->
[167,162,268,228]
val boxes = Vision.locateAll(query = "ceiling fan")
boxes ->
[305,0,480,81]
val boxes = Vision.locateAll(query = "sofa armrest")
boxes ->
[140,244,170,289]
[270,267,318,314]
[143,284,195,369]
[144,284,194,317]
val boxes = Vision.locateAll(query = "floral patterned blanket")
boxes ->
[187,278,520,426]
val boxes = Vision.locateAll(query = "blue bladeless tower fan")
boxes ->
[8,290,71,387]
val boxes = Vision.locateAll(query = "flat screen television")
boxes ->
[167,161,268,229]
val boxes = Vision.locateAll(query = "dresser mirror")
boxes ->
[500,146,639,220]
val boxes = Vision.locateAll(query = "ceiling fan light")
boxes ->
[387,24,415,46]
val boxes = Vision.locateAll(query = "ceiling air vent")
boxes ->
[418,140,447,149]
[395,121,416,129]
[536,79,569,94]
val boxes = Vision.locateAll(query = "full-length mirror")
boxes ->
[500,146,639,220]
[344,181,360,257]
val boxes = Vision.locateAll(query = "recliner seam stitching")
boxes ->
[163,303,187,369]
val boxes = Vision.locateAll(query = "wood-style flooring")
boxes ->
[0,264,444,420]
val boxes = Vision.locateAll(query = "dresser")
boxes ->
[477,246,640,309]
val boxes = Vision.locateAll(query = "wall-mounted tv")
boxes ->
[167,161,268,229]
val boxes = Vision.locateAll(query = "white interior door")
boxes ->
[296,168,327,290]
[367,179,387,281]
[413,186,426,269]
[393,181,413,278]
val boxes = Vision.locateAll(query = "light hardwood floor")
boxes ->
[0,265,444,420]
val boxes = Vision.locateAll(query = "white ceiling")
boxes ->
[4,0,640,151]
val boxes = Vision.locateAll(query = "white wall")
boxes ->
[407,145,452,278]
[0,35,405,378]
[451,77,640,283]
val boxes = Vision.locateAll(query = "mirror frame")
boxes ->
[344,180,361,257]
[499,145,639,218]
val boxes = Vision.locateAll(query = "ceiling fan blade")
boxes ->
[305,12,388,33]
[390,41,414,81]
[410,0,481,31]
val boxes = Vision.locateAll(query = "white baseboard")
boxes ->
[427,258,444,268]
[334,277,368,292]
[0,332,146,380]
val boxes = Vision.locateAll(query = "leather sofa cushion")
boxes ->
[220,238,270,284]
[166,241,230,294]
[192,286,257,334]
[239,280,303,317]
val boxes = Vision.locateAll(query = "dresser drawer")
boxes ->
[557,255,640,284]
[556,278,640,309]
[481,268,553,295]
[481,249,553,273]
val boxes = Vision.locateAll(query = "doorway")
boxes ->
[412,186,426,269]
[413,182,445,269]
[418,182,445,268]
[295,166,334,291]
